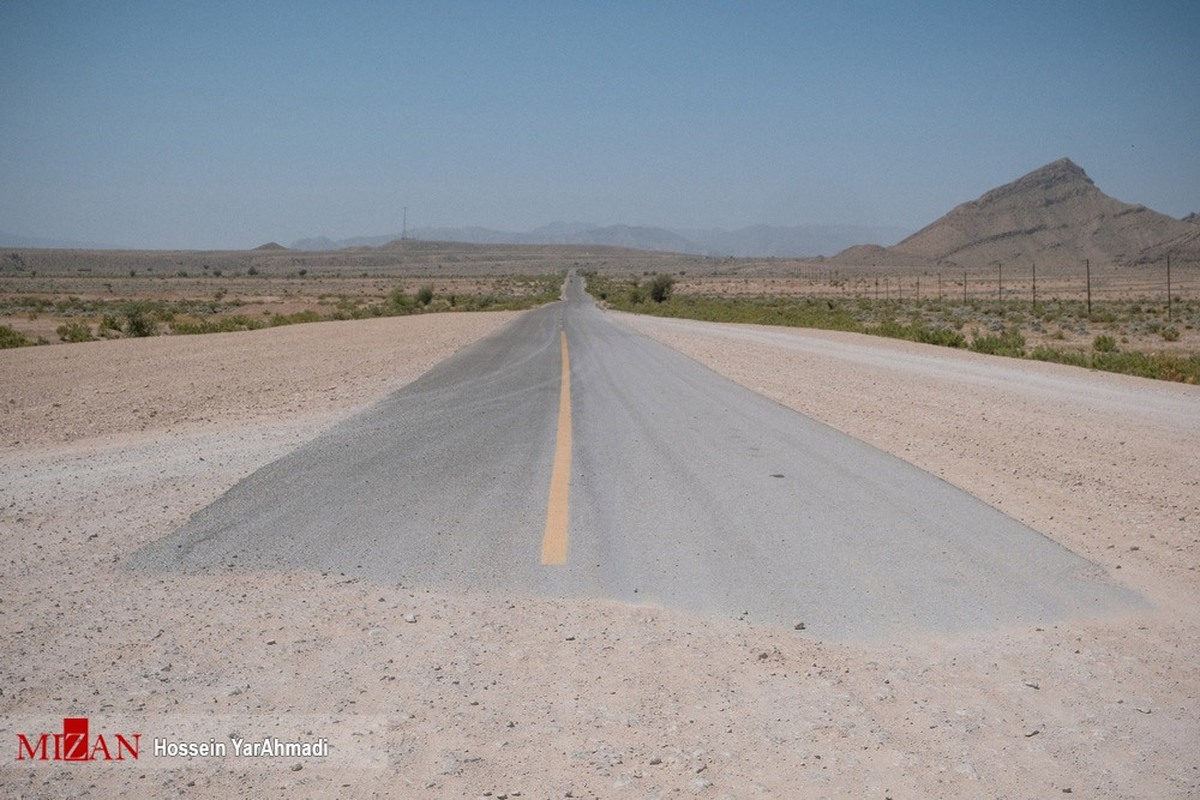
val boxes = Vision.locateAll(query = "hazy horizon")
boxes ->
[2,1,1197,250]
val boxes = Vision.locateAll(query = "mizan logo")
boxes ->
[16,717,141,762]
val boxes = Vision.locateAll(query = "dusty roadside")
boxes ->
[2,309,1198,797]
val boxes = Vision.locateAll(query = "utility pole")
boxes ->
[998,262,1003,302]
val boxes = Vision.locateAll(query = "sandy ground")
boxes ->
[2,308,1199,798]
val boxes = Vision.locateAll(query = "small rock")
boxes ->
[404,613,417,624]
[793,621,807,631]
[649,755,662,765]
[290,762,303,771]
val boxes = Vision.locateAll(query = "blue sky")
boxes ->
[1,1,1197,249]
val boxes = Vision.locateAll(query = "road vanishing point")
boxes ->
[129,272,1143,640]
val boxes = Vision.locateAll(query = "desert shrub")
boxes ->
[0,324,33,349]
[970,328,1026,357]
[916,327,968,348]
[56,321,94,342]
[416,285,434,306]
[648,274,675,303]
[871,320,967,348]
[1029,345,1088,367]
[124,309,158,337]
[1093,334,1118,353]
[1160,326,1180,342]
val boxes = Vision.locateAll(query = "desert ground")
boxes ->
[2,269,1199,797]
[3,245,1195,363]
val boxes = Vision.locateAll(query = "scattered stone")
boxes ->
[649,755,662,765]
[404,613,418,624]
[290,762,302,771]
[793,621,807,631]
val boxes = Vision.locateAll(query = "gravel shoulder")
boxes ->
[3,309,1198,797]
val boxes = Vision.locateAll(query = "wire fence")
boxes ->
[769,260,1198,308]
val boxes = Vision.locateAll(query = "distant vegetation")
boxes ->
[0,274,565,347]
[0,323,35,348]
[587,273,1200,384]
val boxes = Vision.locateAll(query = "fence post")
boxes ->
[1167,253,1172,322]
[1085,259,1092,318]
[1032,261,1037,313]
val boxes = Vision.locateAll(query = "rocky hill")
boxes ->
[833,158,1196,268]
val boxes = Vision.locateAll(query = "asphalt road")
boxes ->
[130,273,1142,639]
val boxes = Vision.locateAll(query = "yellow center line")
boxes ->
[540,329,572,565]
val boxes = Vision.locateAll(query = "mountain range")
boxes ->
[292,222,911,258]
[297,159,1197,266]
[5,159,1195,265]
[831,158,1198,268]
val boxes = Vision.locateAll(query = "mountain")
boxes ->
[291,222,906,257]
[834,158,1195,268]
[1127,212,1200,266]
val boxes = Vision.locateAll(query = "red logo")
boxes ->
[15,717,140,762]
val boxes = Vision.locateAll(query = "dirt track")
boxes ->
[2,308,1198,797]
